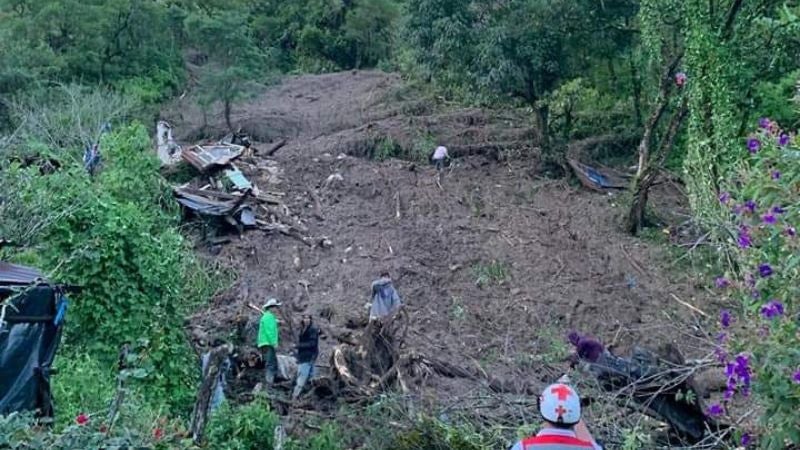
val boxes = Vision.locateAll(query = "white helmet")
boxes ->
[539,383,581,425]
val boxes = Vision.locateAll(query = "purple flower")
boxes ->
[744,200,757,213]
[778,133,790,147]
[785,226,796,237]
[723,387,735,400]
[762,214,777,224]
[760,300,784,319]
[707,404,724,417]
[567,331,581,346]
[738,227,752,248]
[719,309,731,327]
[718,191,730,204]
[758,263,773,277]
[725,363,735,378]
[747,137,761,153]
[792,369,800,384]
[741,433,751,446]
[772,206,786,215]
[714,346,727,364]
[734,354,752,388]
[715,277,730,289]
[675,72,687,87]
[771,170,781,180]
[758,117,771,129]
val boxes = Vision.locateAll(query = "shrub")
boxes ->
[206,396,280,450]
[2,124,216,414]
[713,118,800,448]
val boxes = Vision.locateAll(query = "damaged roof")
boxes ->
[0,262,45,285]
[181,144,244,172]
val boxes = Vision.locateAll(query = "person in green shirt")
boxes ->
[257,298,281,385]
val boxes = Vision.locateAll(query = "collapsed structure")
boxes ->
[0,262,74,418]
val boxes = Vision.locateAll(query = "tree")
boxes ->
[404,0,478,89]
[343,0,400,68]
[186,10,272,132]
[475,0,586,145]
[682,0,799,224]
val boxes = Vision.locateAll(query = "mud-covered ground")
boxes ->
[164,70,717,433]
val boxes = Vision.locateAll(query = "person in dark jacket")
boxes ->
[292,314,320,399]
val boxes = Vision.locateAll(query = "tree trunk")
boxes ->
[625,98,688,234]
[629,54,643,128]
[625,167,657,234]
[535,104,550,147]
[635,54,681,177]
[190,344,232,444]
[224,100,233,134]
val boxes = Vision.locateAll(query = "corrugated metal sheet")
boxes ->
[173,188,248,216]
[0,262,45,285]
[181,144,244,172]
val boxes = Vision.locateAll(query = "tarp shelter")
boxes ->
[0,262,70,418]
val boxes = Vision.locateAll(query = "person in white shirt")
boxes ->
[432,145,449,172]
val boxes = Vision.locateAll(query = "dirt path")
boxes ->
[166,70,713,414]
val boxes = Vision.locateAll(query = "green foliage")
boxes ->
[386,418,502,450]
[373,136,402,161]
[186,10,274,131]
[473,260,509,288]
[288,424,346,450]
[753,69,800,130]
[620,425,651,450]
[403,0,478,96]
[549,78,633,139]
[4,84,133,162]
[205,396,280,450]
[2,123,216,413]
[0,411,185,449]
[0,0,182,121]
[50,352,116,428]
[247,0,401,72]
[717,121,800,448]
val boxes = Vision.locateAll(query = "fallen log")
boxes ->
[264,140,287,156]
[257,220,314,247]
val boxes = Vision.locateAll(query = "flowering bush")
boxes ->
[714,118,800,448]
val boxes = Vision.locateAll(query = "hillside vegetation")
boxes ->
[1,1,799,449]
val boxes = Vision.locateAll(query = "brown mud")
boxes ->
[164,70,717,434]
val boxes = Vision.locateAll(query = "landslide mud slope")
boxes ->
[165,70,714,411]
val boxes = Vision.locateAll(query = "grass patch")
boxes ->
[473,260,510,287]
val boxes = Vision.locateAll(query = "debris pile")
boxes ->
[157,128,317,247]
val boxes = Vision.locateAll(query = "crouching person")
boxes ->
[510,381,603,449]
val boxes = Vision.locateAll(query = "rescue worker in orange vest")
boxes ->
[510,379,603,450]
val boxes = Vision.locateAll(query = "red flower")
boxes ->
[153,427,164,441]
[75,413,89,426]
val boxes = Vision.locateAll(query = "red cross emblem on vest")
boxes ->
[551,384,573,401]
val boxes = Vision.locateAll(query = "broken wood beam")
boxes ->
[264,140,287,156]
